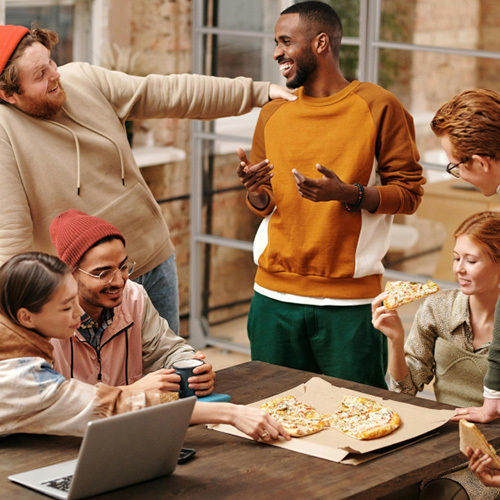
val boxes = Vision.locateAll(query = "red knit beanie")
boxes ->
[50,210,126,269]
[0,25,29,75]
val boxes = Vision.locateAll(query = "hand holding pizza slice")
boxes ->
[383,280,439,310]
[459,419,500,467]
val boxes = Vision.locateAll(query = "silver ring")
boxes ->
[261,431,269,439]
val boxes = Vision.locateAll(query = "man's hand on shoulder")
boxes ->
[269,84,297,102]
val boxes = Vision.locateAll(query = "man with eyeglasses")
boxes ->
[431,88,500,423]
[48,209,216,395]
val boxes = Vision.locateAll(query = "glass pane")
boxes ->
[199,244,254,327]
[204,34,268,80]
[378,48,500,172]
[206,0,360,38]
[321,0,360,38]
[6,5,74,65]
[376,47,500,281]
[205,0,281,32]
[380,0,500,52]
[340,45,359,82]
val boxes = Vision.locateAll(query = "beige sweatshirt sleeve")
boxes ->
[75,62,270,121]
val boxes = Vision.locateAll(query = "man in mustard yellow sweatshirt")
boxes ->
[237,1,425,388]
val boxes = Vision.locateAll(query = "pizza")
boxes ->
[459,419,500,467]
[259,396,333,437]
[330,395,401,440]
[383,279,439,310]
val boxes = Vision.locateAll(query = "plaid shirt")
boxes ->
[78,308,114,350]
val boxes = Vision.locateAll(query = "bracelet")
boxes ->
[344,183,364,213]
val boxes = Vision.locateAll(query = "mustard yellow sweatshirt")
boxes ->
[247,81,425,300]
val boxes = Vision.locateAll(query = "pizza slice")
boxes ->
[260,396,333,437]
[330,395,401,440]
[459,419,500,467]
[383,279,439,310]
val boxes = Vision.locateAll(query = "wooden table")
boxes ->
[417,178,500,282]
[3,361,500,500]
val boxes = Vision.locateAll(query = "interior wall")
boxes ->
[106,0,194,335]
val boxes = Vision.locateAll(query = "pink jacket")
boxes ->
[52,281,195,386]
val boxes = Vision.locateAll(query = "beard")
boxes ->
[286,46,318,89]
[76,278,124,316]
[18,82,67,119]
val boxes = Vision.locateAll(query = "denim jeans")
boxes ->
[133,253,180,334]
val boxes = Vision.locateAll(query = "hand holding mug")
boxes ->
[172,358,215,397]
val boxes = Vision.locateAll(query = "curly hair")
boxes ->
[454,211,500,265]
[0,25,58,98]
[431,89,500,161]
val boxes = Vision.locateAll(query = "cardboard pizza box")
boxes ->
[210,377,455,465]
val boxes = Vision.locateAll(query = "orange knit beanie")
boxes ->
[0,25,29,74]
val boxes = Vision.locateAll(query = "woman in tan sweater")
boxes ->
[372,211,500,500]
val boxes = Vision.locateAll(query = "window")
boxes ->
[190,0,500,349]
[2,0,93,64]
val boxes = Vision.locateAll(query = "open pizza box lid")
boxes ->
[209,377,455,465]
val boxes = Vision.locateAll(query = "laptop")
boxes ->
[9,396,196,499]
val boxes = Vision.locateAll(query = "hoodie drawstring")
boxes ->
[48,108,126,195]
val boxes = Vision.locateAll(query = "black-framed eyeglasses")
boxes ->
[446,153,493,178]
[445,159,469,178]
[78,258,136,285]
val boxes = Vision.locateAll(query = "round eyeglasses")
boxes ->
[78,258,136,285]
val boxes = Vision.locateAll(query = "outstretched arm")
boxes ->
[191,401,291,442]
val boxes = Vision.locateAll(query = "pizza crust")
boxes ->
[330,396,401,440]
[384,280,439,310]
[260,396,332,437]
[459,419,500,468]
[259,395,401,440]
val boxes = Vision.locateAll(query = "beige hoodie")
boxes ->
[0,63,270,277]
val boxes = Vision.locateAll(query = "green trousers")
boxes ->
[248,291,388,389]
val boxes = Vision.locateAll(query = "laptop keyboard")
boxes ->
[42,475,73,492]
